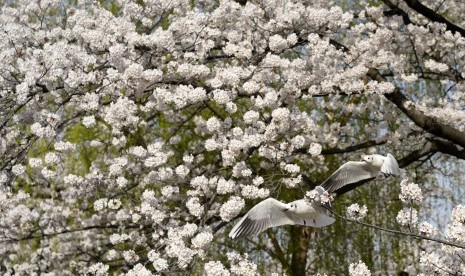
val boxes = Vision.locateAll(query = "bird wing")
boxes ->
[380,153,401,176]
[321,161,379,193]
[229,198,296,240]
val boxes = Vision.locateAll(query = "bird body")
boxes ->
[322,153,401,194]
[229,188,335,240]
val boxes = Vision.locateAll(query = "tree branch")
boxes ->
[382,0,413,25]
[334,212,465,250]
[368,68,465,149]
[403,0,465,37]
[397,142,437,168]
[266,229,291,274]
[0,224,126,244]
[430,138,465,160]
[321,140,387,155]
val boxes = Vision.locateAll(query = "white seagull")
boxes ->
[321,153,401,194]
[229,187,335,240]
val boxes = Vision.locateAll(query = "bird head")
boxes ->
[361,154,374,163]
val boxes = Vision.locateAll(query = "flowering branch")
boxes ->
[403,0,465,37]
[333,212,465,250]
[368,68,465,149]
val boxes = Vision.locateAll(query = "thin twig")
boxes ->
[334,212,465,249]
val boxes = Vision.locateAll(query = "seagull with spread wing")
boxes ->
[321,153,401,194]
[229,186,335,240]
[229,153,401,239]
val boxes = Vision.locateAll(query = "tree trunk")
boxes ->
[290,226,310,275]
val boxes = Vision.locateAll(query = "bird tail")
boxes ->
[312,212,336,228]
[307,204,336,228]
[381,153,401,176]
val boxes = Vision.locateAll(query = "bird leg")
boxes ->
[313,219,318,239]
[304,227,310,239]
[303,227,319,240]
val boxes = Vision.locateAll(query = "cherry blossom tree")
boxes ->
[1,0,465,275]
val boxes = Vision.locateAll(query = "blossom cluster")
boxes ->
[396,179,422,228]
[347,203,368,221]
[349,260,371,276]
[305,186,333,205]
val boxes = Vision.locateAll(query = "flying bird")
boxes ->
[229,186,335,240]
[321,153,401,194]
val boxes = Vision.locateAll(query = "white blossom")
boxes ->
[424,59,448,72]
[108,199,121,210]
[161,185,179,198]
[0,173,8,184]
[308,143,322,156]
[419,221,436,236]
[103,97,139,131]
[54,141,76,151]
[28,158,43,169]
[396,208,418,227]
[129,146,147,158]
[347,203,368,221]
[80,93,99,111]
[12,164,26,176]
[123,250,139,263]
[152,257,168,271]
[106,250,119,261]
[225,102,237,114]
[126,264,153,276]
[191,231,213,249]
[183,154,194,164]
[175,165,190,178]
[44,152,59,165]
[41,168,56,179]
[349,261,371,276]
[94,198,107,212]
[305,187,332,204]
[220,196,244,221]
[206,117,221,132]
[291,135,305,149]
[213,89,231,104]
[271,108,290,121]
[64,174,84,185]
[186,197,204,217]
[243,110,259,125]
[229,253,258,276]
[82,115,96,128]
[399,179,423,205]
[217,178,236,194]
[450,204,465,224]
[252,176,264,186]
[419,251,444,274]
[284,164,300,174]
[241,185,269,199]
[88,262,109,276]
[110,233,130,245]
[90,140,103,147]
[269,34,288,52]
[204,261,230,276]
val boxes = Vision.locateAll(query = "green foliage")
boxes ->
[64,123,99,174]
